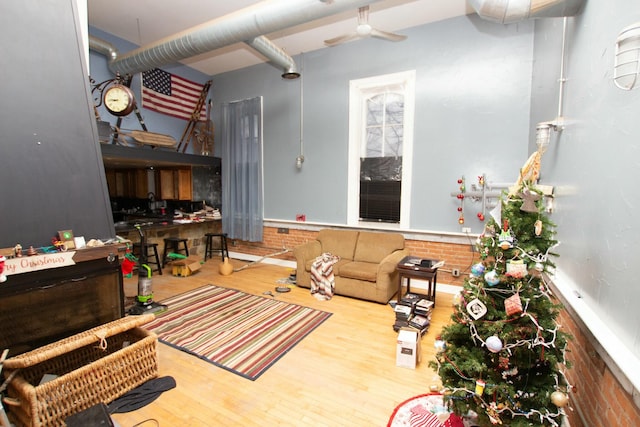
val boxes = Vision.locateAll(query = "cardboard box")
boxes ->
[171,257,202,277]
[396,327,421,369]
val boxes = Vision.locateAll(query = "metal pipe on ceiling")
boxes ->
[468,0,586,24]
[93,0,380,78]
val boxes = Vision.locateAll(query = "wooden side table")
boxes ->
[396,256,439,307]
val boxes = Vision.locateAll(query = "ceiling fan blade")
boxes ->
[370,28,408,42]
[357,6,369,26]
[324,32,361,47]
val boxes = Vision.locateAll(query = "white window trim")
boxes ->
[347,70,416,228]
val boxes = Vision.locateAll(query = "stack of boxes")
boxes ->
[393,292,433,335]
[394,293,434,369]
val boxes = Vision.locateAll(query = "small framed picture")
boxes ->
[58,230,75,249]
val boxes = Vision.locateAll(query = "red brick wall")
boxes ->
[228,226,477,285]
[558,307,640,426]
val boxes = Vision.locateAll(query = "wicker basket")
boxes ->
[2,314,158,427]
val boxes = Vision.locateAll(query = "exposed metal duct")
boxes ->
[468,0,586,24]
[93,0,380,78]
[89,35,117,62]
[246,36,300,79]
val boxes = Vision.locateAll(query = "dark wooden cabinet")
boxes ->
[158,168,192,200]
[0,247,125,356]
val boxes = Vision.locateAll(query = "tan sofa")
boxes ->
[293,229,409,304]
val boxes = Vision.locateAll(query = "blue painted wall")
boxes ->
[212,14,535,229]
[531,0,640,359]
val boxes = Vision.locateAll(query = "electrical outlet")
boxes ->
[452,268,460,277]
[462,227,471,233]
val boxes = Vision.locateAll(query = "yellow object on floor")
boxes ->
[171,257,202,277]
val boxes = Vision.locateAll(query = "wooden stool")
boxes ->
[204,233,229,261]
[163,237,189,266]
[132,242,162,275]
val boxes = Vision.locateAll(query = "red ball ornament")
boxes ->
[457,179,463,184]
[477,212,485,221]
[457,207,463,212]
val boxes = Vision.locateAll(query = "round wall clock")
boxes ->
[103,84,135,116]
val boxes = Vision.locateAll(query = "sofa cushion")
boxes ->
[317,229,359,260]
[353,231,405,263]
[338,261,378,282]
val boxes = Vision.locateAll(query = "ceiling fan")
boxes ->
[324,5,408,47]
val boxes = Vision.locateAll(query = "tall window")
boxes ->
[347,71,415,227]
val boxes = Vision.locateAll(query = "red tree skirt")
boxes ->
[387,393,465,427]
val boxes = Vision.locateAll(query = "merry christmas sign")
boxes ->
[4,252,76,276]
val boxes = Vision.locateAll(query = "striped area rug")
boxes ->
[144,285,332,380]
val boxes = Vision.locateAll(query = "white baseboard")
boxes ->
[228,250,296,269]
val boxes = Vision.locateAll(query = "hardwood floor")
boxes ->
[112,257,454,427]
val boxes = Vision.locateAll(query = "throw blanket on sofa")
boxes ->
[310,252,340,301]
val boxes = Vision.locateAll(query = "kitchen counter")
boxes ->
[115,217,222,259]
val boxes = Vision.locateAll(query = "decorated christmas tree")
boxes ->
[430,181,572,426]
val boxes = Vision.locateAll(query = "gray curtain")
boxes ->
[221,96,263,242]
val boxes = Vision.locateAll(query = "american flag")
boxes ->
[141,68,208,121]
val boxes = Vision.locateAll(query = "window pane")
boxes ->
[366,95,384,126]
[385,94,404,125]
[385,125,403,157]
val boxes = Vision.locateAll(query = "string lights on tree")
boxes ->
[431,180,572,427]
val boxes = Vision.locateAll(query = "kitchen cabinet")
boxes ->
[158,168,192,200]
[158,169,176,200]
[105,168,148,199]
[105,169,117,197]
[177,168,192,200]
[134,169,150,199]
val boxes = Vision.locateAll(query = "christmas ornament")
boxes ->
[519,188,541,213]
[456,177,465,225]
[535,262,544,272]
[498,220,514,249]
[477,212,485,221]
[506,258,527,277]
[550,391,569,407]
[452,292,462,306]
[489,203,502,225]
[504,293,523,316]
[484,270,500,286]
[501,366,518,379]
[475,379,486,396]
[498,356,510,370]
[534,219,543,236]
[466,298,488,320]
[485,335,503,353]
[434,338,446,351]
[470,263,485,277]
[483,223,496,237]
[486,405,502,425]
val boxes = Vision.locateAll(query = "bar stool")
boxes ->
[132,242,162,275]
[204,233,229,261]
[163,237,189,267]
